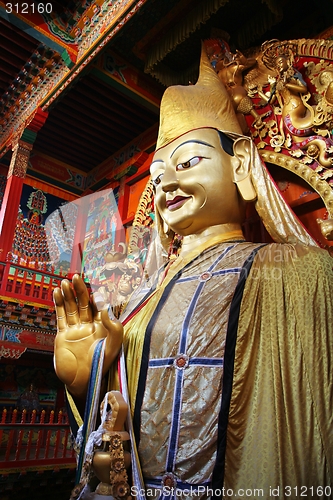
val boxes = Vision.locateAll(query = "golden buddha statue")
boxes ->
[54,45,333,500]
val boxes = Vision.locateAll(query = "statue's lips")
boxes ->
[166,196,190,210]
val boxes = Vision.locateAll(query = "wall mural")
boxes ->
[45,187,120,277]
[11,184,77,273]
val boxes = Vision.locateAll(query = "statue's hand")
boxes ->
[53,274,123,399]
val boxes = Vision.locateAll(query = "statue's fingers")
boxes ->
[100,307,123,368]
[53,287,68,332]
[72,274,92,324]
[61,279,80,326]
[91,291,107,319]
[100,307,123,337]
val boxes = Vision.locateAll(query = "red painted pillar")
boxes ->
[0,107,48,263]
[0,140,33,261]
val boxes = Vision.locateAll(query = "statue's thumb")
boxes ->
[100,307,124,341]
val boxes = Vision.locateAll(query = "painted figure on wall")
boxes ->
[53,45,333,500]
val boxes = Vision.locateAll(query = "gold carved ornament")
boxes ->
[92,391,131,499]
[7,140,33,179]
[207,38,333,241]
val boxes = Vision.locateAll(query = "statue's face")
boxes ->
[150,128,241,236]
[275,56,288,74]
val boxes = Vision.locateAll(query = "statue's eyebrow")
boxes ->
[150,159,164,175]
[150,139,214,172]
[170,140,214,158]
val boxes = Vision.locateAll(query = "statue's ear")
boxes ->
[231,138,257,202]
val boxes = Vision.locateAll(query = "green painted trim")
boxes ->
[91,67,160,115]
[22,129,37,144]
[61,50,76,69]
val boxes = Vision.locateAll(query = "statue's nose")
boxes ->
[161,167,179,192]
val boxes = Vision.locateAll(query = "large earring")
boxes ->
[235,174,257,202]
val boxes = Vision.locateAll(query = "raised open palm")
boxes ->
[53,274,123,399]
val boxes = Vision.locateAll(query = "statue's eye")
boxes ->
[152,173,163,186]
[177,157,201,170]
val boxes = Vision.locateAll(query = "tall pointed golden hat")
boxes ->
[156,44,242,150]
